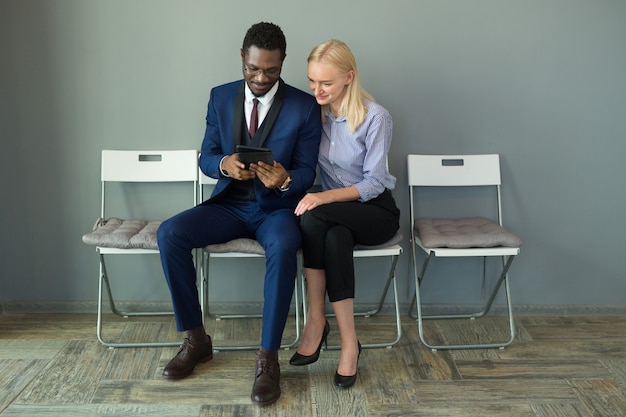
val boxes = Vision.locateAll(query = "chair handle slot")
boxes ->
[138,154,163,162]
[441,158,464,166]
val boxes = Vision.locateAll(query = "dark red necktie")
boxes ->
[249,98,259,138]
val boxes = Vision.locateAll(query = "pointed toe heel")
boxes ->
[334,341,361,389]
[289,320,330,366]
[334,371,357,389]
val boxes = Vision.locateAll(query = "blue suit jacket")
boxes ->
[199,79,321,211]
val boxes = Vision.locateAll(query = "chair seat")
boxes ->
[87,149,200,348]
[302,230,404,350]
[203,238,265,255]
[204,232,403,255]
[408,154,520,350]
[199,236,300,350]
[414,217,522,249]
[355,231,403,250]
[82,217,160,250]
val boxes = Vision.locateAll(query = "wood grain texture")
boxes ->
[0,360,49,412]
[1,313,625,416]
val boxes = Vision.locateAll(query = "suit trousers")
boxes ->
[300,189,400,302]
[157,199,301,350]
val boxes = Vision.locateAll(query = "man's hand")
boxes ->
[222,154,256,181]
[250,161,288,189]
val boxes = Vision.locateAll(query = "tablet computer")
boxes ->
[236,145,274,169]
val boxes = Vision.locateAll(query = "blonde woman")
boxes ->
[289,39,400,388]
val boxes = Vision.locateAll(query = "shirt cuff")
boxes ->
[219,156,230,177]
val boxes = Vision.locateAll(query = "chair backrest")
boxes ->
[407,154,501,187]
[198,168,218,185]
[198,167,218,202]
[407,154,504,225]
[101,150,199,182]
[100,150,199,217]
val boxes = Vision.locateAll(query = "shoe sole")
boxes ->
[162,353,213,380]
[251,393,281,406]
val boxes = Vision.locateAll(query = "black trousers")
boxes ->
[300,189,400,302]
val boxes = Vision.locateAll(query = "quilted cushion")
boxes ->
[204,238,265,255]
[414,217,522,249]
[82,217,160,250]
[205,231,403,254]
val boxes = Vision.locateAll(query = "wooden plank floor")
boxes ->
[1,313,625,416]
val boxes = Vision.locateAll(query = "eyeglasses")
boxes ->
[243,65,281,78]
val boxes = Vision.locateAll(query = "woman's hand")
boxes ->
[295,192,328,216]
[295,186,361,216]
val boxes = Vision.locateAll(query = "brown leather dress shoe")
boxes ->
[162,335,213,379]
[251,349,281,405]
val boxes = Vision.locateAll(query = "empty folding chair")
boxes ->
[82,150,199,348]
[407,154,522,350]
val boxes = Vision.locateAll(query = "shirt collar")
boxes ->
[244,81,279,106]
[325,109,346,122]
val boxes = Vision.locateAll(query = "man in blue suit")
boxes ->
[157,22,321,405]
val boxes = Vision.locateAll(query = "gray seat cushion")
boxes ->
[82,217,160,250]
[83,220,402,255]
[204,231,403,255]
[414,217,522,249]
[82,218,268,255]
[203,238,265,255]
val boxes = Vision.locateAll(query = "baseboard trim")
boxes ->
[1,301,626,316]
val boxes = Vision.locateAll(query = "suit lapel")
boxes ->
[232,82,245,149]
[255,79,284,148]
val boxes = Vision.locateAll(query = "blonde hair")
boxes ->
[308,39,374,132]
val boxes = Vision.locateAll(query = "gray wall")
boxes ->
[1,0,625,311]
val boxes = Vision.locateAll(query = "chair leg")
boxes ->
[200,252,302,351]
[407,249,433,319]
[360,254,402,349]
[356,254,400,318]
[304,254,403,350]
[96,256,180,348]
[201,253,264,320]
[413,254,517,350]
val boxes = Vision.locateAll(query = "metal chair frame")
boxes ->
[92,149,199,348]
[198,169,302,351]
[408,154,521,350]
[300,234,404,350]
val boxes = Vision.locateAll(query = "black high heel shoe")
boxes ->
[289,320,330,366]
[334,341,362,389]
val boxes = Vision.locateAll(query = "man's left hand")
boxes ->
[250,161,288,189]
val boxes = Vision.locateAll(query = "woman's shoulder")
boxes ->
[363,99,391,120]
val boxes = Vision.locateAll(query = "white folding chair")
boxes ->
[197,170,302,351]
[301,232,404,350]
[300,160,403,349]
[82,150,199,348]
[408,154,522,350]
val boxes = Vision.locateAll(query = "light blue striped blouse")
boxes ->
[318,99,396,202]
